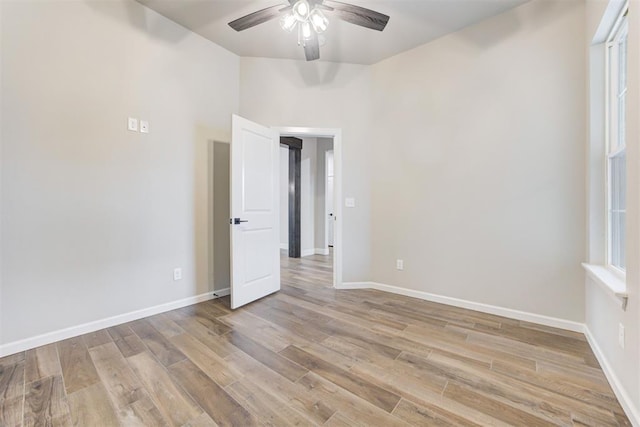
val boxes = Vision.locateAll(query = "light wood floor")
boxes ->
[0,251,631,426]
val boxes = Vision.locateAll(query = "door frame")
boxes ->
[273,126,342,289]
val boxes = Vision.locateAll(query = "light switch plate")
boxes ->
[128,117,138,132]
[345,197,356,208]
[140,120,149,134]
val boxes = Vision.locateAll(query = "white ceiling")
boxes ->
[136,0,529,65]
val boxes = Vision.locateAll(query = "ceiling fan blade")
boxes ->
[304,32,320,61]
[322,0,389,31]
[228,5,286,32]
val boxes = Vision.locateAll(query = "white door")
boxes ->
[326,151,335,247]
[230,115,280,309]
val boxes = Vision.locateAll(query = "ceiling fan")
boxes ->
[228,0,390,61]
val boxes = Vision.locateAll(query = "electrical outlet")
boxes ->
[618,323,625,349]
[173,268,182,281]
[396,259,404,271]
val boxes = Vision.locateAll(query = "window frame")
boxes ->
[604,6,628,276]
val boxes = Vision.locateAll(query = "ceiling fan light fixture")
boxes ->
[309,9,328,33]
[280,13,297,32]
[300,21,312,40]
[293,0,310,21]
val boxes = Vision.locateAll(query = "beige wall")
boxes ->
[369,0,587,321]
[585,0,640,420]
[0,0,239,344]
[239,58,373,282]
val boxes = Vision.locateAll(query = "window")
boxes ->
[606,9,628,272]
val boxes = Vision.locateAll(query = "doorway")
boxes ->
[225,118,342,309]
[275,127,342,289]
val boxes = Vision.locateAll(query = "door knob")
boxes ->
[231,218,249,224]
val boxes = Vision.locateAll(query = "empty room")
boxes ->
[1,0,639,425]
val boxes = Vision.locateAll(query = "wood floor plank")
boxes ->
[535,361,613,394]
[0,352,25,368]
[126,351,201,426]
[0,359,25,401]
[293,341,357,371]
[466,329,587,369]
[67,383,119,426]
[57,337,100,394]
[350,362,511,426]
[218,310,308,352]
[0,361,25,427]
[296,372,408,427]
[182,412,219,427]
[402,324,537,372]
[191,315,231,336]
[244,304,332,343]
[23,375,72,427]
[168,359,256,427]
[364,300,452,329]
[129,319,186,367]
[176,303,232,334]
[280,345,401,413]
[323,411,355,427]
[25,344,61,384]
[88,342,148,409]
[425,350,614,424]
[125,396,170,426]
[169,333,242,388]
[489,353,622,413]
[350,354,448,397]
[107,324,146,358]
[174,317,239,358]
[392,397,483,427]
[225,378,312,426]
[274,291,409,332]
[81,330,113,349]
[442,381,556,426]
[178,301,229,320]
[224,330,308,382]
[146,314,185,339]
[227,352,336,425]
[0,396,24,427]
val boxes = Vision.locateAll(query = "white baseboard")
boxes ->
[315,248,330,255]
[584,327,640,426]
[280,243,288,250]
[336,281,372,290]
[0,288,230,358]
[338,281,584,333]
[301,249,315,257]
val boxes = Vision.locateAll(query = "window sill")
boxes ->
[582,263,629,310]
